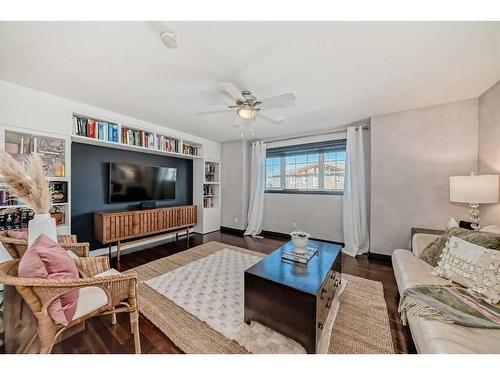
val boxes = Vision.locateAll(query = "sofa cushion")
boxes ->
[434,236,500,304]
[392,249,448,295]
[419,227,500,267]
[411,233,440,258]
[393,248,500,353]
[407,313,500,354]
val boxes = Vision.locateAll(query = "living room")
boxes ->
[0,1,499,372]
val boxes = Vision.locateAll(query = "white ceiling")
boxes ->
[1,21,499,142]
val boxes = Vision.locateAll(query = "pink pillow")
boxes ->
[6,229,28,240]
[18,234,80,326]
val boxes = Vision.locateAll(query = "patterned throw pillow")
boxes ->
[433,236,500,304]
[419,227,500,267]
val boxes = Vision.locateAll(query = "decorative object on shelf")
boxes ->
[4,143,18,154]
[50,205,65,226]
[449,173,499,230]
[290,230,310,255]
[281,244,319,264]
[5,130,65,179]
[49,181,68,203]
[0,153,55,246]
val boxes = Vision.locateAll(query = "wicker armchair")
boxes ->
[0,256,140,354]
[0,235,89,259]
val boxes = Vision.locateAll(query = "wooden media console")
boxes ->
[94,205,197,268]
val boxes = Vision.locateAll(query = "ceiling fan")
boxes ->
[197,82,296,137]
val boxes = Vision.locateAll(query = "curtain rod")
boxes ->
[263,123,369,144]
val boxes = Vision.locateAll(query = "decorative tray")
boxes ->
[281,245,319,264]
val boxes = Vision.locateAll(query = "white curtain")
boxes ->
[244,141,267,237]
[342,126,370,257]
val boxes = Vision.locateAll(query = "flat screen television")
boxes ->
[109,162,176,203]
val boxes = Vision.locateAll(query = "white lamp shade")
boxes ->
[450,174,499,204]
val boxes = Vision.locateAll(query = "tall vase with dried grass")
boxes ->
[0,152,55,247]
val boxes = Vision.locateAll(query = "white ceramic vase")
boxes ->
[28,213,57,247]
[290,231,310,255]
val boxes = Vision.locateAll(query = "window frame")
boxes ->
[265,140,346,195]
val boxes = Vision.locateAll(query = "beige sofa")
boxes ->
[392,233,500,354]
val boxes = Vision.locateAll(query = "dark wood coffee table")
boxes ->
[244,240,342,353]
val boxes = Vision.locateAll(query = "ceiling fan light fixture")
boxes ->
[237,105,256,120]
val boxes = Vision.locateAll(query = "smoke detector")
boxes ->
[160,30,179,49]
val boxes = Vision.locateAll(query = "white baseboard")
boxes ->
[91,228,194,257]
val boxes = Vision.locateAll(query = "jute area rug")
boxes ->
[126,241,395,354]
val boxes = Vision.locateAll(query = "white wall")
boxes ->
[220,140,250,230]
[0,80,220,160]
[370,99,479,255]
[478,80,500,226]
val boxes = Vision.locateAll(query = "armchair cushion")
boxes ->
[73,268,121,320]
[18,235,80,326]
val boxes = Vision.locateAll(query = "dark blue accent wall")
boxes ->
[71,142,193,250]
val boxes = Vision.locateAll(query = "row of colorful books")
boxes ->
[157,135,180,153]
[182,143,201,156]
[0,189,23,206]
[121,127,155,148]
[0,208,34,231]
[73,116,119,142]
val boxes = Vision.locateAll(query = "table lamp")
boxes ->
[449,173,499,229]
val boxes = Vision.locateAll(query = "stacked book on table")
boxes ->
[281,245,319,264]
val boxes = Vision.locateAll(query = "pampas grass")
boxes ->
[0,152,51,214]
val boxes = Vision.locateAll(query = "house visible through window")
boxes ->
[265,139,346,193]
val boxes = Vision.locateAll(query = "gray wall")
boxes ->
[263,193,344,241]
[370,99,479,255]
[221,136,346,242]
[220,140,250,230]
[478,80,500,226]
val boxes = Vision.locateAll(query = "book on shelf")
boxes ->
[0,189,23,206]
[0,208,34,231]
[182,143,201,156]
[157,136,179,153]
[14,136,35,155]
[87,119,96,138]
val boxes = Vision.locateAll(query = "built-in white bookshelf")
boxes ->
[203,161,220,209]
[0,127,71,234]
[71,113,220,235]
[71,113,203,159]
[193,160,221,234]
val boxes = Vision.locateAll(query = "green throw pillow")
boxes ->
[419,227,500,267]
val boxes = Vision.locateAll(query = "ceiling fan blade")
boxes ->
[219,82,245,101]
[196,106,233,114]
[260,111,285,123]
[261,92,296,107]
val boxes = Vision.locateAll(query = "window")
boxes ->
[265,139,346,194]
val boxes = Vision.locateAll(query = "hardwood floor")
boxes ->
[48,231,414,354]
